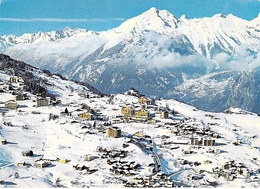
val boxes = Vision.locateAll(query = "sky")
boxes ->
[0,0,260,36]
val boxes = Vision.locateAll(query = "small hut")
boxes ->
[106,127,121,138]
[59,159,67,164]
[34,161,50,169]
[22,150,33,157]
[17,162,26,167]
[84,155,94,161]
[160,111,169,119]
[5,100,17,109]
[0,138,7,145]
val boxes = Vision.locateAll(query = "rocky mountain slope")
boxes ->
[165,70,260,113]
[1,7,260,113]
[0,54,101,96]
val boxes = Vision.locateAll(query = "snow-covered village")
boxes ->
[0,54,260,188]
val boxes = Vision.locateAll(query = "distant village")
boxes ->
[1,75,260,188]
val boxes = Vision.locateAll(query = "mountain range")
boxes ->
[1,7,260,114]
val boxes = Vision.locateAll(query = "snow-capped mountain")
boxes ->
[1,7,260,113]
[0,27,96,49]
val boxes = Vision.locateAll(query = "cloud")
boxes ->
[0,0,8,4]
[237,0,260,4]
[0,18,125,23]
[211,46,260,71]
[118,41,260,72]
[236,0,260,3]
[119,31,214,69]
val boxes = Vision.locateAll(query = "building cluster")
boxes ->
[125,173,175,188]
[96,146,142,178]
[0,76,24,110]
[0,76,53,110]
[170,117,220,138]
[98,147,128,159]
[72,164,96,174]
[55,94,175,140]
[108,160,140,177]
[212,160,253,181]
[190,137,216,146]
[153,116,220,154]
[0,76,24,93]
[121,96,171,123]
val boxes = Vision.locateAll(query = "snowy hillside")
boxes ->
[0,7,260,113]
[0,64,260,188]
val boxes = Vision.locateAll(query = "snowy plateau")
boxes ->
[0,55,260,188]
[1,7,260,114]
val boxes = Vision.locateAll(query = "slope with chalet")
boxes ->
[0,55,260,188]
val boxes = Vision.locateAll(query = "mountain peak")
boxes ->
[250,13,260,27]
[142,7,178,24]
[114,7,178,34]
[180,15,189,21]
[213,13,226,18]
[146,7,159,13]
